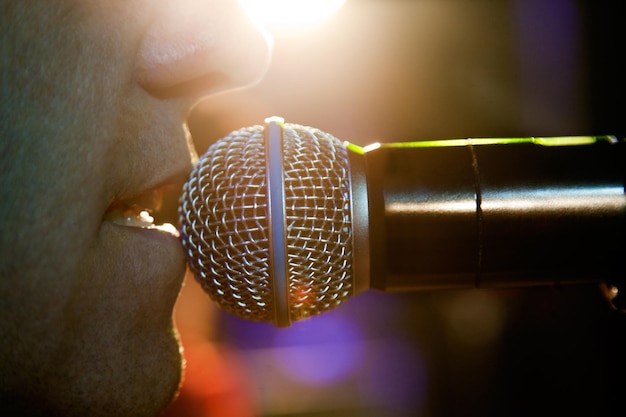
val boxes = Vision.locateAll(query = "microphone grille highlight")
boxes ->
[179,122,354,326]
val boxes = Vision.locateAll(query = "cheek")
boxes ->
[2,3,184,413]
[1,137,112,322]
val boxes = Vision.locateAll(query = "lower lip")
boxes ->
[102,219,183,249]
[101,220,186,297]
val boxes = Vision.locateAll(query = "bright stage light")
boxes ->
[239,0,346,27]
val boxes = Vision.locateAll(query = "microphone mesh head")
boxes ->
[179,123,353,325]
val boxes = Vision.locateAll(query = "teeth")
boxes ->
[104,206,180,237]
[105,208,155,227]
[154,223,180,237]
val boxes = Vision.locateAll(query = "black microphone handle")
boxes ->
[346,136,625,295]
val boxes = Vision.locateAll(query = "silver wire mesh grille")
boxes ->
[179,123,353,324]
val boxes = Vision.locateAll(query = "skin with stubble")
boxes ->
[0,1,270,416]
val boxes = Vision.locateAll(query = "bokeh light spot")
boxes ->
[271,313,364,385]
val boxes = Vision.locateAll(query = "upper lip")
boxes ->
[104,168,191,225]
[102,95,196,226]
[105,127,192,221]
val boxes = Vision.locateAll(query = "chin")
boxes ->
[133,325,186,417]
[69,323,185,417]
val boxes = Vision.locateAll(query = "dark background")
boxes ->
[178,1,625,416]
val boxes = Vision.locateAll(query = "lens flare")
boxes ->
[239,0,346,26]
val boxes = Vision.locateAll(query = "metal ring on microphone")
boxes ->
[264,116,291,327]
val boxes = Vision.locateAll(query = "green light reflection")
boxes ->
[346,135,617,153]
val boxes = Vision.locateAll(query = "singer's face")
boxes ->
[0,1,269,416]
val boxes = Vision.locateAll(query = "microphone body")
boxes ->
[179,117,625,326]
[358,137,625,293]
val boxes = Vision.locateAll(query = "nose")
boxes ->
[135,0,271,99]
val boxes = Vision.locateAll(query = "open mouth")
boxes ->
[104,186,182,236]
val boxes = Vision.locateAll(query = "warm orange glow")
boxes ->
[239,0,346,27]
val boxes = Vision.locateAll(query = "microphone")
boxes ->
[179,116,625,327]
